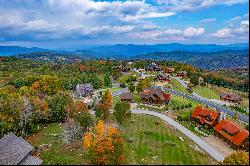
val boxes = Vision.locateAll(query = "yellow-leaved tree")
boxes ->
[221,150,249,165]
[83,120,125,165]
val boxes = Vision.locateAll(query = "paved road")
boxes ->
[156,86,249,123]
[89,108,225,161]
[131,109,225,161]
[169,77,249,123]
[112,87,128,96]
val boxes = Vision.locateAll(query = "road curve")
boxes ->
[131,109,225,162]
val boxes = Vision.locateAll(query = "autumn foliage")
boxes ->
[95,90,113,121]
[222,151,249,165]
[83,120,125,165]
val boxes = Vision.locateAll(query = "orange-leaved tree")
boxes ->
[95,90,112,122]
[83,120,125,165]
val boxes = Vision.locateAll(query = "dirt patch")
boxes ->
[155,82,169,86]
[202,135,234,156]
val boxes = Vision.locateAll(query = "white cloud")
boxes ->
[212,28,232,38]
[200,18,216,23]
[183,27,205,37]
[212,13,249,39]
[156,0,248,12]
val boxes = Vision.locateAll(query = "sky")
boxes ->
[0,0,249,49]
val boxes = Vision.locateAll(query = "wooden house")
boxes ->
[176,71,187,77]
[0,133,42,165]
[191,105,220,127]
[220,93,242,104]
[154,74,171,83]
[165,67,175,74]
[214,119,249,149]
[120,93,133,103]
[140,87,171,105]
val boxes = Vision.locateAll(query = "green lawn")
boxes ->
[170,78,187,93]
[169,95,199,111]
[122,115,218,165]
[26,123,86,165]
[136,104,166,112]
[26,115,217,165]
[193,86,219,99]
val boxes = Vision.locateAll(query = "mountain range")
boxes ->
[0,43,248,57]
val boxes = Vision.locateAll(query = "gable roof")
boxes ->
[19,155,42,165]
[141,88,170,101]
[214,119,249,146]
[76,83,93,90]
[120,93,133,100]
[0,133,42,165]
[192,106,219,124]
[220,92,241,100]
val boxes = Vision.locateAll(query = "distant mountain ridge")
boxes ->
[0,43,248,57]
[0,46,49,56]
[78,43,249,57]
[132,49,249,70]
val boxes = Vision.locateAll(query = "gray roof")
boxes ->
[19,155,42,165]
[120,93,133,100]
[177,71,187,74]
[0,133,42,165]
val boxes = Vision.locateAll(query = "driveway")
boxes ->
[112,87,128,96]
[131,109,225,162]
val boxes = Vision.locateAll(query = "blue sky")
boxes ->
[0,0,248,49]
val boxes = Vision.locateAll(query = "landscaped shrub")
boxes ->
[114,101,131,125]
[177,110,192,121]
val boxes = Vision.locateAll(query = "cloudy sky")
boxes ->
[0,0,249,49]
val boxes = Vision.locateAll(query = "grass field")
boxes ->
[26,115,217,165]
[26,123,86,165]
[122,115,217,165]
[170,78,187,93]
[193,85,219,99]
[169,95,200,110]
[136,104,166,112]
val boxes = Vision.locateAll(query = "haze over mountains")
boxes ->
[0,43,248,70]
[0,43,248,57]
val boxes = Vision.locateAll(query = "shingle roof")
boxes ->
[141,88,170,102]
[0,133,34,165]
[220,92,241,101]
[120,93,133,100]
[214,119,249,146]
[192,106,219,125]
[19,155,42,165]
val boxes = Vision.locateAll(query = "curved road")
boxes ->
[90,109,225,161]
[131,109,225,161]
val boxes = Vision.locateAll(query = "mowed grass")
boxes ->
[170,95,199,110]
[193,85,219,99]
[123,115,218,165]
[25,116,217,165]
[136,104,166,112]
[26,123,86,165]
[170,78,187,93]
